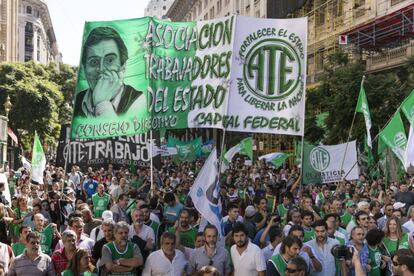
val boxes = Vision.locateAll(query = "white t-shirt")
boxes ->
[128,224,155,242]
[230,241,266,276]
[403,220,414,233]
[142,249,187,276]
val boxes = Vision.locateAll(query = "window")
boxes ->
[163,5,166,10]
[316,6,326,26]
[217,0,222,13]
[210,6,215,18]
[333,0,343,17]
[205,0,208,8]
[255,10,260,17]
[204,13,208,20]
[26,6,32,14]
[198,2,202,15]
[391,0,404,6]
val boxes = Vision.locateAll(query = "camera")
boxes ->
[331,245,354,260]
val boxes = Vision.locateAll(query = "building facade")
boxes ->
[17,0,59,64]
[0,0,19,62]
[145,0,175,19]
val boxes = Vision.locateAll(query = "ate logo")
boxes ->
[243,38,301,100]
[310,147,330,172]
[394,132,407,149]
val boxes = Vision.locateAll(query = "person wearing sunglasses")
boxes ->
[9,232,55,275]
[285,256,308,276]
[391,249,414,276]
[267,236,302,276]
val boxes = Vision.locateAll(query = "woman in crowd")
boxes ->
[10,196,31,242]
[62,248,96,276]
[383,216,409,256]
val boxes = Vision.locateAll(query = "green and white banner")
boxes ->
[71,16,307,139]
[302,141,359,184]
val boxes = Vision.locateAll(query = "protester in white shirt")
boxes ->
[230,222,266,276]
[142,232,187,276]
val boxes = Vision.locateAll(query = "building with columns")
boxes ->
[18,0,60,64]
[0,0,19,62]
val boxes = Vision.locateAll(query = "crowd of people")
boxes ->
[0,156,413,276]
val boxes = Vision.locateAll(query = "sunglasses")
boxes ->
[286,268,303,273]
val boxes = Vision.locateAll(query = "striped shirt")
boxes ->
[9,251,55,276]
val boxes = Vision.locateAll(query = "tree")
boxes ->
[0,62,76,149]
[304,51,408,147]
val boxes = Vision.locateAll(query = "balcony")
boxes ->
[366,40,413,72]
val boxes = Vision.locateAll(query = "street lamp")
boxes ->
[3,95,11,117]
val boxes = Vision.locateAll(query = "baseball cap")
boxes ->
[393,202,406,210]
[245,205,257,218]
[345,201,355,207]
[102,210,113,221]
[63,187,75,195]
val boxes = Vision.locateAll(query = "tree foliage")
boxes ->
[0,62,77,149]
[305,52,414,147]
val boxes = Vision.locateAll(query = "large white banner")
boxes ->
[303,141,359,184]
[226,16,307,136]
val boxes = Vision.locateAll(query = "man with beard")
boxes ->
[392,249,414,276]
[9,232,55,275]
[346,226,369,275]
[230,222,266,276]
[267,236,302,276]
[101,221,143,276]
[187,225,231,275]
[305,220,339,276]
[168,208,197,248]
[142,232,188,275]
[140,204,160,249]
[129,208,154,261]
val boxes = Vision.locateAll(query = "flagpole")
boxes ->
[340,76,365,179]
[218,129,227,175]
[150,130,154,197]
[299,135,305,185]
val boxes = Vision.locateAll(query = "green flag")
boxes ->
[401,90,414,123]
[364,135,374,168]
[355,77,372,148]
[173,144,196,164]
[378,112,407,164]
[259,152,290,167]
[294,141,302,166]
[31,132,46,184]
[239,137,253,160]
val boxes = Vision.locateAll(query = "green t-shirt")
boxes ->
[12,242,25,256]
[168,226,197,248]
[34,224,53,255]
[269,254,287,276]
[104,241,135,276]
[92,193,110,218]
[383,233,409,256]
[62,270,96,276]
[368,246,382,276]
[303,227,315,242]
[340,212,352,227]
[129,178,143,189]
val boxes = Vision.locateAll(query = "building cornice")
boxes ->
[166,0,197,21]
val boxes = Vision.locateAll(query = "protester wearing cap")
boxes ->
[243,205,258,240]
[394,202,407,214]
[346,202,369,234]
[90,210,113,242]
[341,201,356,228]
[396,183,414,208]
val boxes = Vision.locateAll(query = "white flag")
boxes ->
[147,144,178,158]
[20,156,31,171]
[31,133,46,184]
[405,124,414,170]
[189,148,223,236]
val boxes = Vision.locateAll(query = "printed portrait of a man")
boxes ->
[74,27,142,118]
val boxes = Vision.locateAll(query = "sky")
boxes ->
[45,0,151,65]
